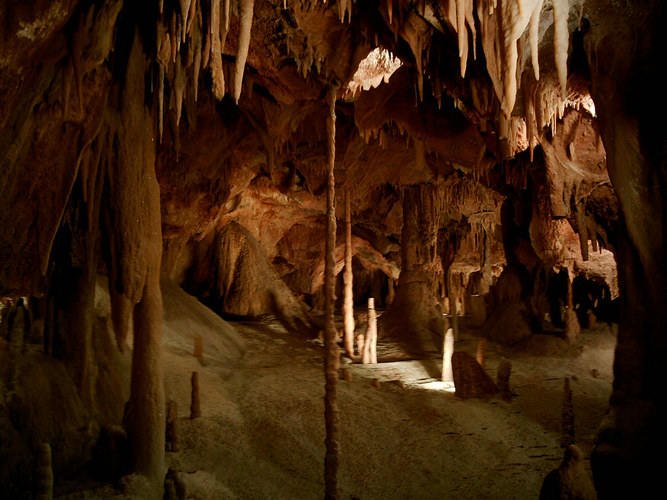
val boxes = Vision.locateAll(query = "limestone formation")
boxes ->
[166,400,179,452]
[497,358,513,402]
[34,443,53,500]
[476,338,487,369]
[362,298,378,364]
[539,445,598,500]
[194,334,205,366]
[452,352,498,399]
[562,378,575,448]
[190,372,201,419]
[442,328,455,383]
[0,0,664,497]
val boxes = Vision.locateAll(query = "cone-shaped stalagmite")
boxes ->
[342,187,355,359]
[323,86,340,500]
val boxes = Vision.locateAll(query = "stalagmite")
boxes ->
[233,0,255,103]
[342,187,355,359]
[323,86,340,500]
[166,400,179,452]
[540,445,597,500]
[386,277,395,305]
[362,297,378,364]
[442,327,454,383]
[552,0,569,98]
[561,377,575,447]
[497,358,512,402]
[449,271,460,340]
[476,338,487,368]
[35,443,53,500]
[564,270,580,344]
[194,333,204,365]
[190,371,201,419]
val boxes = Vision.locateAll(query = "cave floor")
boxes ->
[62,313,616,499]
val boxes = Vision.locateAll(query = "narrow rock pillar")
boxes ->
[342,186,355,359]
[323,85,340,500]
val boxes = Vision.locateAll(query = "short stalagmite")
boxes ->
[190,371,201,419]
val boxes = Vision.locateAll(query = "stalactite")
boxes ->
[323,85,340,500]
[193,1,203,101]
[575,200,589,261]
[224,0,231,31]
[180,0,192,40]
[529,0,543,80]
[210,0,225,99]
[174,57,187,127]
[233,0,255,103]
[187,0,198,35]
[457,0,468,77]
[71,11,85,116]
[158,65,165,141]
[552,0,569,98]
[342,187,355,359]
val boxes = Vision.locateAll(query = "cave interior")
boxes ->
[1,0,666,499]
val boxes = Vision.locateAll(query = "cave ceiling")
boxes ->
[0,0,618,301]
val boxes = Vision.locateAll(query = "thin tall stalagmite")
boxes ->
[362,297,378,364]
[442,327,454,383]
[564,269,580,344]
[449,270,460,340]
[190,371,201,419]
[323,85,340,500]
[562,377,575,447]
[194,333,204,365]
[476,338,487,368]
[342,186,355,359]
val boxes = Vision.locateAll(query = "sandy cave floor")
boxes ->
[61,309,616,500]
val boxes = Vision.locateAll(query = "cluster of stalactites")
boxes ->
[155,0,255,141]
[442,0,569,118]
